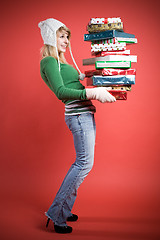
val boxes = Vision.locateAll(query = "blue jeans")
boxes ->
[45,113,96,226]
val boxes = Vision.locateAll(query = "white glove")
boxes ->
[86,87,116,103]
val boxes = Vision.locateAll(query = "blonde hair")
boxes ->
[40,26,71,64]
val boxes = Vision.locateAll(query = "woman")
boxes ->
[38,18,116,234]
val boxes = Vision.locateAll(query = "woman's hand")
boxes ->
[86,87,116,103]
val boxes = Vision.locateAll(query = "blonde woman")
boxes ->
[38,18,116,234]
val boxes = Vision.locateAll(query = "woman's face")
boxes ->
[57,30,69,53]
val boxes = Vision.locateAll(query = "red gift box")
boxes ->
[85,69,103,77]
[108,90,127,100]
[102,68,136,76]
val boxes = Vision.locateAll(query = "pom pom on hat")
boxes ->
[79,73,85,80]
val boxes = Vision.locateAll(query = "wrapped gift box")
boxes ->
[87,22,123,32]
[92,37,137,45]
[116,37,137,44]
[95,61,131,69]
[84,30,135,41]
[85,68,136,77]
[90,75,135,86]
[102,68,136,75]
[108,90,127,100]
[84,16,137,101]
[100,50,130,56]
[89,17,122,24]
[83,55,137,65]
[86,78,132,91]
[92,50,129,56]
[108,86,131,91]
[91,42,126,52]
[93,38,119,44]
[85,69,103,77]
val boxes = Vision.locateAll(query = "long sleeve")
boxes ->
[40,57,86,101]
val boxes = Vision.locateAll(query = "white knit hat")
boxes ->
[38,18,85,80]
[38,18,65,47]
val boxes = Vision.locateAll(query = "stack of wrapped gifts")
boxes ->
[83,17,137,100]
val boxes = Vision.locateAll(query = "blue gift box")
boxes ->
[91,75,135,86]
[84,30,135,42]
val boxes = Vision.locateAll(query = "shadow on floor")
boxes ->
[36,216,160,240]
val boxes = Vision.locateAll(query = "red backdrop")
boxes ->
[1,0,160,239]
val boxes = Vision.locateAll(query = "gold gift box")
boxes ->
[87,22,123,33]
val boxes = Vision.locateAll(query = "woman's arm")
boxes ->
[41,57,86,100]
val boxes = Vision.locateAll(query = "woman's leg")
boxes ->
[46,113,96,226]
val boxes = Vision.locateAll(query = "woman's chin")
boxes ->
[59,48,67,53]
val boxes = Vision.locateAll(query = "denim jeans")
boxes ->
[45,113,96,226]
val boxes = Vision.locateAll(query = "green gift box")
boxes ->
[95,61,131,69]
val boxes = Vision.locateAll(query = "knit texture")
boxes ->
[38,18,85,78]
[38,18,65,47]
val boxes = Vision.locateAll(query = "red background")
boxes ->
[1,0,160,239]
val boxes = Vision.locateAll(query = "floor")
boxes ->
[1,199,160,240]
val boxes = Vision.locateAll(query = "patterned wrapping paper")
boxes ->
[102,68,136,76]
[84,17,137,101]
[84,30,135,41]
[87,22,123,33]
[95,61,131,69]
[93,37,137,44]
[83,55,137,65]
[109,86,131,91]
[108,90,127,100]
[91,42,126,52]
[89,17,122,24]
[85,68,136,77]
[91,75,135,86]
[86,78,132,91]
[92,38,118,44]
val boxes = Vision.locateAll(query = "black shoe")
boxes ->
[54,224,72,234]
[46,218,72,234]
[67,214,78,222]
[46,218,50,228]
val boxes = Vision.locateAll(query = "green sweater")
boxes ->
[40,56,87,104]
